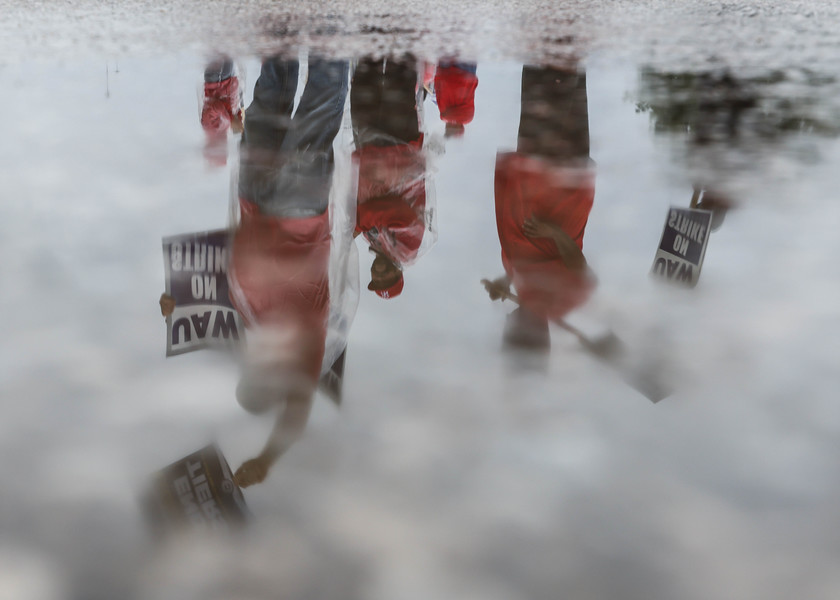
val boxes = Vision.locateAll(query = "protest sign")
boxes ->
[143,444,250,535]
[162,229,243,356]
[650,207,713,288]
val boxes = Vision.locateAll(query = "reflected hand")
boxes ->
[234,456,271,488]
[522,216,557,239]
[230,111,244,134]
[481,278,511,302]
[159,293,176,317]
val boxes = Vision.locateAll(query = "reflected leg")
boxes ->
[267,59,350,216]
[351,56,420,146]
[517,67,590,163]
[238,58,299,206]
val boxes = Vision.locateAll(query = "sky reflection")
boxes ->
[2,35,840,600]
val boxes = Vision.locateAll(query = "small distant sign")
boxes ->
[162,230,243,356]
[143,444,250,535]
[651,207,713,288]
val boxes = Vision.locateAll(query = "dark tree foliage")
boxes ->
[635,68,840,146]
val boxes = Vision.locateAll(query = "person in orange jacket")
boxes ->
[483,65,596,351]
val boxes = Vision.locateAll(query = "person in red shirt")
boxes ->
[228,57,351,487]
[200,56,243,167]
[483,66,596,352]
[160,57,354,487]
[350,56,434,299]
[434,61,478,138]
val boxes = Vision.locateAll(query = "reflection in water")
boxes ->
[636,67,840,193]
[351,56,436,299]
[434,60,479,137]
[229,57,355,487]
[200,57,244,167]
[144,444,249,534]
[0,5,840,600]
[636,68,840,142]
[690,185,731,232]
[483,66,595,357]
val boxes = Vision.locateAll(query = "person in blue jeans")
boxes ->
[238,57,349,218]
[231,56,353,487]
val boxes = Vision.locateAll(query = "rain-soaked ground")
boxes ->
[4,3,840,600]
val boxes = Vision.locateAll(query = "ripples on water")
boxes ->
[3,5,840,599]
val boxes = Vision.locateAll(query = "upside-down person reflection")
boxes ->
[227,56,355,487]
[482,65,596,355]
[200,56,244,167]
[434,60,478,138]
[350,56,436,300]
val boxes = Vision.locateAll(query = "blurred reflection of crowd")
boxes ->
[176,55,607,488]
[187,54,444,487]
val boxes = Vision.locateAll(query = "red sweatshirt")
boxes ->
[435,65,478,126]
[354,139,427,266]
[495,152,595,320]
[229,199,330,383]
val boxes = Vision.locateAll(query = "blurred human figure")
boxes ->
[229,56,352,487]
[483,66,596,353]
[350,56,436,299]
[200,56,243,167]
[434,61,478,138]
[161,56,356,487]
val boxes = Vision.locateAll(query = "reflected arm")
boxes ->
[235,391,314,487]
[522,216,587,271]
[549,227,587,271]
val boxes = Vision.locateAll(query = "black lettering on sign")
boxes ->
[653,258,695,282]
[653,257,666,275]
[658,208,711,265]
[213,311,240,340]
[191,312,211,338]
[676,263,693,282]
[172,318,191,344]
[172,310,240,347]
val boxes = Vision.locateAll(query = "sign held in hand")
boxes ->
[162,229,243,356]
[651,207,713,288]
[143,444,250,535]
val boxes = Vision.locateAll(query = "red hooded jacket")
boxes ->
[354,138,427,266]
[229,199,330,383]
[495,152,595,320]
[435,66,478,126]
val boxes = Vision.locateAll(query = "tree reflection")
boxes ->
[636,67,840,157]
